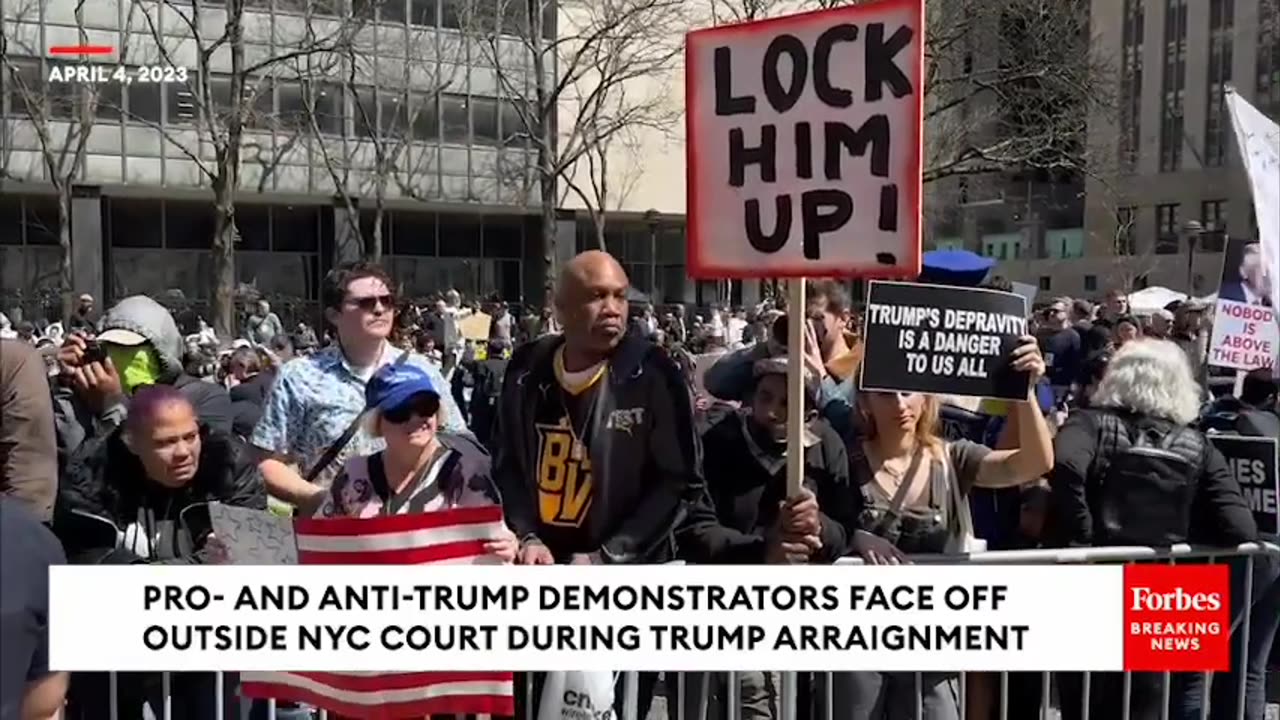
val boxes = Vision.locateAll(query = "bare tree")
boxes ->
[807,0,1111,184]
[466,0,684,295]
[299,5,464,263]
[707,0,793,23]
[0,0,128,316]
[127,0,356,336]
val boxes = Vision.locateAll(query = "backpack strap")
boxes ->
[303,349,412,484]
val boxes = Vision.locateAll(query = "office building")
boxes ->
[1029,0,1280,299]
[1,0,561,324]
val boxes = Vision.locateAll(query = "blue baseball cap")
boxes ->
[365,363,440,413]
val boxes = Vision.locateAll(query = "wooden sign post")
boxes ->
[684,0,926,499]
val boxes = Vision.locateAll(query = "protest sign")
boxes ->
[1226,90,1279,336]
[860,281,1030,400]
[1209,435,1279,535]
[684,0,924,278]
[209,503,298,565]
[1011,281,1038,308]
[1208,237,1277,371]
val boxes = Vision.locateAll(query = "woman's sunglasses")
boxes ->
[383,394,440,424]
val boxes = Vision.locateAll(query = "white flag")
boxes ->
[1226,89,1280,369]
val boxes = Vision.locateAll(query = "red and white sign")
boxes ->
[1123,564,1229,672]
[1210,237,1277,371]
[685,0,924,279]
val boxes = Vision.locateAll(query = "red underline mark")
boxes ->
[49,46,115,56]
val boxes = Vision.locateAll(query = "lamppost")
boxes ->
[1182,219,1203,297]
[644,208,660,301]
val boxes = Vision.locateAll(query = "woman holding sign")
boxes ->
[820,335,1053,720]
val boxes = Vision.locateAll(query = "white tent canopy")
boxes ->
[1126,286,1189,314]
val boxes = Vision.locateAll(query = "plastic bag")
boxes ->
[537,671,617,720]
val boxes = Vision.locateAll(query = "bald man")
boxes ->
[493,250,702,567]
[492,252,702,717]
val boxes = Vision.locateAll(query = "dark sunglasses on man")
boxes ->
[349,294,395,312]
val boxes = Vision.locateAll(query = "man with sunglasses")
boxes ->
[251,261,467,514]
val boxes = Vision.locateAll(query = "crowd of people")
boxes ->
[1,249,1278,720]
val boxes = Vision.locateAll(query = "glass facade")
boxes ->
[576,219,689,305]
[0,195,63,322]
[95,196,526,326]
[370,210,525,301]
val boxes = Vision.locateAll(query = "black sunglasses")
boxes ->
[383,394,440,424]
[349,294,394,312]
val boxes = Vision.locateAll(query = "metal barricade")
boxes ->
[94,542,1277,720]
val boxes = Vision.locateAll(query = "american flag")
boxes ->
[240,506,515,719]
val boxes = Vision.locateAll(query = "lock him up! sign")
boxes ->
[684,0,924,279]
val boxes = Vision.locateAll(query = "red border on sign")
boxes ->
[684,0,925,280]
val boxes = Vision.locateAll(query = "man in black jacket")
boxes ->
[494,250,701,565]
[681,357,858,565]
[469,338,511,449]
[492,251,700,719]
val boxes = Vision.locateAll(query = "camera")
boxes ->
[82,340,108,365]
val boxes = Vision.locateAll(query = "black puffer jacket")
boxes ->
[54,426,266,564]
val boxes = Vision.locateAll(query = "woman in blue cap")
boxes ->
[315,363,517,562]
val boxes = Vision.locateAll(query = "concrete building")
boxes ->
[1012,0,1280,300]
[1,0,560,325]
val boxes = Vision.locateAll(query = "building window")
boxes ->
[2,58,42,119]
[472,96,500,146]
[441,93,469,144]
[1038,276,1052,291]
[500,99,528,147]
[409,92,439,141]
[1116,206,1138,255]
[1159,0,1187,172]
[278,81,344,135]
[379,0,408,23]
[1204,0,1234,167]
[353,88,409,138]
[1084,275,1098,292]
[1120,0,1145,171]
[1200,199,1228,251]
[128,81,163,124]
[1155,203,1180,254]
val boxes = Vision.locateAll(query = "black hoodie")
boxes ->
[54,426,265,564]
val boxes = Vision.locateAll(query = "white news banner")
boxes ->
[49,564,1124,673]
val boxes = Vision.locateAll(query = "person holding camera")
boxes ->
[52,295,233,468]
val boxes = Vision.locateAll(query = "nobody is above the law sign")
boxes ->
[685,0,924,279]
[859,281,1030,401]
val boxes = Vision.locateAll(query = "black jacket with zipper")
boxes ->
[676,412,859,564]
[54,425,266,565]
[492,333,703,564]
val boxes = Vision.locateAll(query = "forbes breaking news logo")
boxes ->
[1123,565,1230,672]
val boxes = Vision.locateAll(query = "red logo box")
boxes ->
[1123,564,1230,672]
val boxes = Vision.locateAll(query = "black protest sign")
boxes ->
[860,281,1030,401]
[1210,435,1279,535]
[684,0,924,278]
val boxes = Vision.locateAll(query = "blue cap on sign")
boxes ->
[918,249,997,287]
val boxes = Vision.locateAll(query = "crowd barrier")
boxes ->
[93,541,1280,720]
